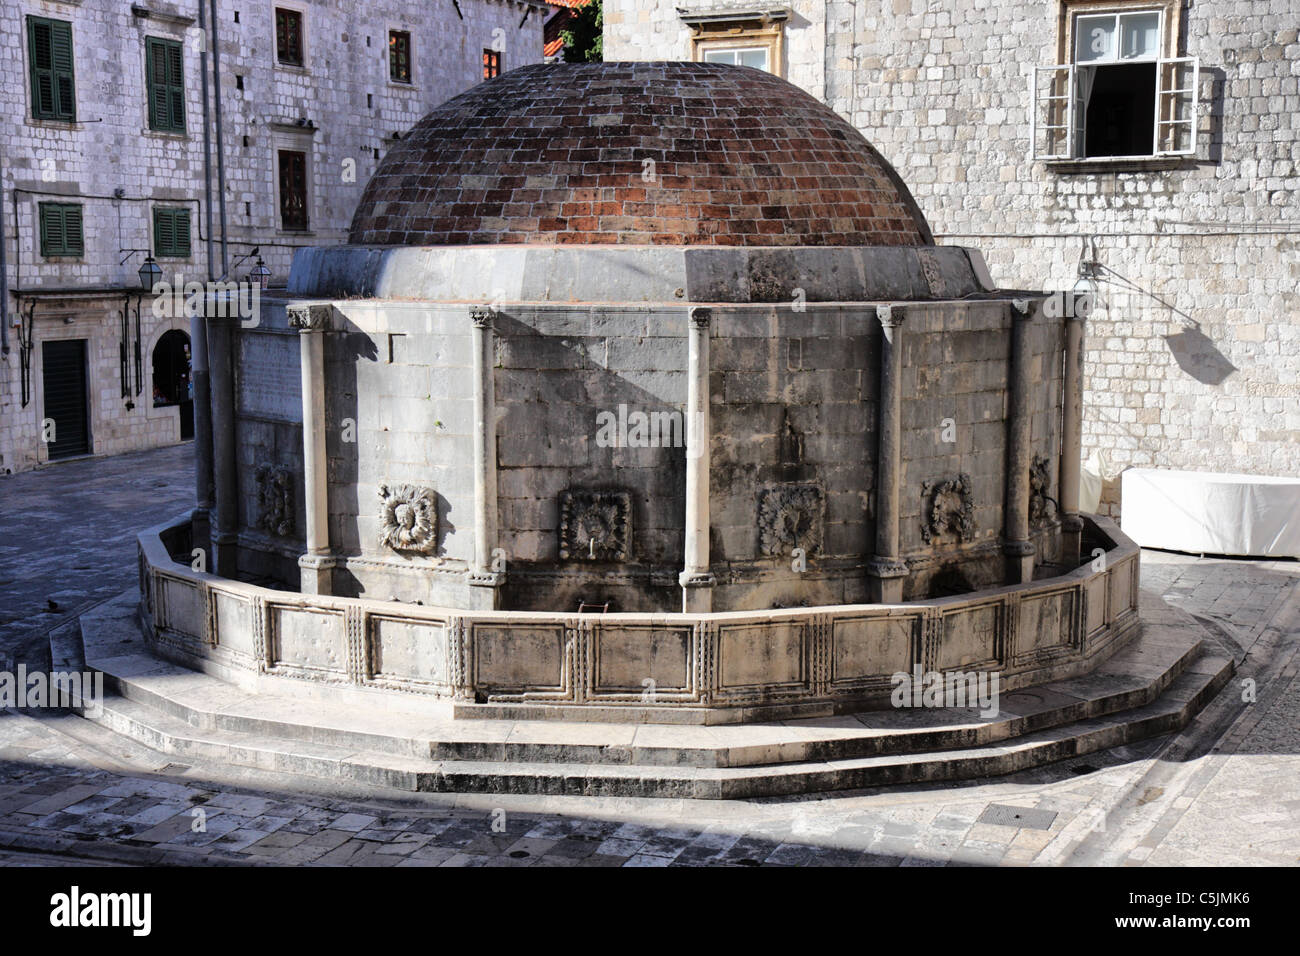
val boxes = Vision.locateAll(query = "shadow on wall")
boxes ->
[491,311,688,613]
[1163,322,1238,386]
[1202,66,1227,166]
[1099,266,1238,386]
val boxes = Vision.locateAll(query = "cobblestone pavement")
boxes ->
[0,548,1294,868]
[0,447,1297,866]
[0,444,194,671]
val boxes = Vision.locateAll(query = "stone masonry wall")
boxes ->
[495,306,689,612]
[0,0,544,475]
[327,303,478,606]
[896,300,1065,599]
[606,0,1300,516]
[710,304,877,611]
[233,299,304,584]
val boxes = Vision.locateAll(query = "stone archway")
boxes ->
[152,328,193,440]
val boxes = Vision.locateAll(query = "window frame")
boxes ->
[1032,0,1196,163]
[274,6,305,68]
[27,15,76,122]
[277,148,310,232]
[680,9,786,78]
[699,45,772,71]
[482,47,501,80]
[39,202,84,258]
[153,207,192,259]
[389,29,412,84]
[1056,0,1181,67]
[1073,9,1162,64]
[146,36,186,133]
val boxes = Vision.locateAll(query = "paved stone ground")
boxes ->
[0,446,1297,866]
[0,444,194,671]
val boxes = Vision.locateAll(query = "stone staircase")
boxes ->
[53,591,1234,799]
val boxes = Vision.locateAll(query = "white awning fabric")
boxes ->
[1121,468,1300,558]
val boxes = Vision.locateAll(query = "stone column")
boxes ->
[290,304,335,595]
[1004,299,1037,585]
[1059,302,1087,565]
[679,306,716,613]
[206,313,240,577]
[190,313,214,558]
[867,305,908,603]
[466,307,504,606]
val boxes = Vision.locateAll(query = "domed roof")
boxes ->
[348,62,933,248]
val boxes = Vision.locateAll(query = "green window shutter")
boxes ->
[39,203,83,257]
[28,18,56,119]
[146,38,185,132]
[146,40,162,128]
[28,17,74,121]
[154,208,174,256]
[166,42,185,131]
[154,208,191,258]
[173,210,191,256]
[51,21,75,120]
[39,203,59,257]
[62,206,84,256]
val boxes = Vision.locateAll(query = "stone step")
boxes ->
[58,590,1234,797]
[424,665,1233,800]
[76,592,1209,769]
[84,692,438,790]
[69,657,1231,799]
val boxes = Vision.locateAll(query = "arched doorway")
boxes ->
[152,329,194,440]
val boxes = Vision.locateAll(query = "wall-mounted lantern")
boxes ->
[138,255,163,292]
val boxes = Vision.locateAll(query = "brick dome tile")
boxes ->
[349,62,933,247]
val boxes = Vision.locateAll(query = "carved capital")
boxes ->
[287,303,331,331]
[688,306,712,330]
[866,557,910,580]
[1003,539,1037,558]
[1061,514,1086,534]
[678,570,717,589]
[470,306,496,329]
[876,304,904,329]
[297,553,339,572]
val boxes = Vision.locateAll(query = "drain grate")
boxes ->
[977,804,1058,831]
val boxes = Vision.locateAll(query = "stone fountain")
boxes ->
[134,63,1154,727]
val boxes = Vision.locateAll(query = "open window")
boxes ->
[1032,4,1198,161]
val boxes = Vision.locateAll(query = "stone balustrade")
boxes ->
[138,513,1140,724]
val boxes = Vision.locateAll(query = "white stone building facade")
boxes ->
[606,0,1300,514]
[0,0,545,474]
